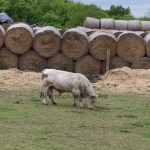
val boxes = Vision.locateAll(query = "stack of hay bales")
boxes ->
[1,19,150,76]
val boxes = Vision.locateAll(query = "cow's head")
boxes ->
[85,94,97,109]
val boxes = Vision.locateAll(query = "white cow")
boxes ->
[40,69,97,109]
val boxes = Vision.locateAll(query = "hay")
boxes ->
[102,56,130,74]
[115,20,127,30]
[0,25,5,48]
[77,26,91,32]
[134,31,146,38]
[58,29,67,35]
[33,26,61,58]
[127,20,141,31]
[61,28,89,60]
[131,57,150,69]
[47,53,74,72]
[83,17,100,29]
[117,32,145,63]
[0,47,18,68]
[141,21,150,31]
[19,50,46,71]
[109,30,124,38]
[145,33,150,57]
[89,31,117,60]
[74,55,101,75]
[4,23,33,54]
[100,18,115,29]
[2,24,11,31]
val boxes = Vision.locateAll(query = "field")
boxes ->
[0,68,150,150]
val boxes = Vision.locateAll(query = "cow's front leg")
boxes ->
[47,87,57,105]
[73,94,77,107]
[79,98,84,109]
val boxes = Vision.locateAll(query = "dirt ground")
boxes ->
[1,67,150,95]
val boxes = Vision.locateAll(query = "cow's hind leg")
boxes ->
[47,87,57,105]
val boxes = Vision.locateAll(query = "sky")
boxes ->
[73,0,150,18]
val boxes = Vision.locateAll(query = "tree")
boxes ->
[105,5,134,20]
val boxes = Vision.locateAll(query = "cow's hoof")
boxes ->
[43,103,48,105]
[52,102,57,105]
[73,103,76,107]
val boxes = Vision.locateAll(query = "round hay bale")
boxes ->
[83,17,100,29]
[19,50,46,71]
[102,56,130,74]
[0,25,5,48]
[89,31,117,60]
[141,21,150,31]
[131,57,150,69]
[47,53,74,72]
[127,20,141,31]
[74,55,101,75]
[2,24,11,31]
[61,28,89,60]
[0,47,18,68]
[117,32,145,63]
[33,26,61,58]
[144,33,150,57]
[100,18,115,29]
[4,23,33,54]
[115,20,128,30]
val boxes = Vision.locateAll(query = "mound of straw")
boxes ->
[102,56,130,74]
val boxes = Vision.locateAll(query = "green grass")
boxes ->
[0,87,150,150]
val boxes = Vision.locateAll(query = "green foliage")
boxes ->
[105,5,135,20]
[0,0,148,28]
[138,16,150,21]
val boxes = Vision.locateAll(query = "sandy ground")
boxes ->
[0,67,150,95]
